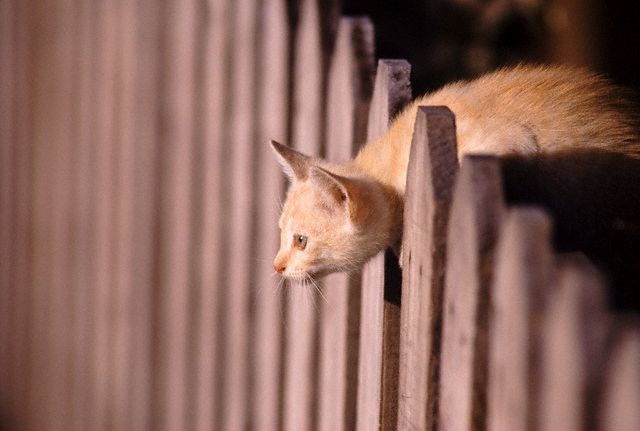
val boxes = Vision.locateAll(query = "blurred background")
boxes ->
[1,0,639,430]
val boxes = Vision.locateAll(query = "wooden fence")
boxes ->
[0,0,638,430]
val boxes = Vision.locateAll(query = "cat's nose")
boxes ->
[274,262,286,274]
[274,256,287,274]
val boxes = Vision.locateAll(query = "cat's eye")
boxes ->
[294,234,308,250]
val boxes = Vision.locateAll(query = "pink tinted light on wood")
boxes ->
[397,106,457,431]
[488,207,554,431]
[154,0,198,429]
[283,0,325,429]
[356,59,411,431]
[318,16,374,431]
[252,0,290,429]
[439,155,505,431]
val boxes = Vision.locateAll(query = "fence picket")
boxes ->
[539,255,608,431]
[487,207,554,431]
[193,0,230,429]
[598,323,640,431]
[8,3,33,428]
[439,155,505,431]
[283,0,327,429]
[319,17,374,431]
[110,3,139,429]
[220,0,260,429]
[357,59,411,431]
[126,2,160,430]
[153,0,198,429]
[398,106,458,430]
[252,0,290,429]
[0,0,15,418]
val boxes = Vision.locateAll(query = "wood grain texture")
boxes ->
[539,255,608,431]
[438,156,505,431]
[252,0,290,429]
[397,107,458,431]
[487,207,554,431]
[598,322,640,431]
[319,16,374,431]
[356,59,411,431]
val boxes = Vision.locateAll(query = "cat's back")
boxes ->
[421,65,640,157]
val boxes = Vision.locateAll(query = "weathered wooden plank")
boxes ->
[251,0,290,429]
[439,156,505,431]
[89,1,120,428]
[219,0,259,429]
[598,322,640,431]
[68,2,97,430]
[193,0,230,429]
[51,5,78,427]
[397,106,458,431]
[318,16,374,431]
[487,207,554,431]
[538,255,608,431]
[126,2,160,430]
[0,0,16,417]
[153,0,198,429]
[282,0,327,429]
[26,1,77,429]
[110,2,140,430]
[356,59,411,431]
[8,3,33,428]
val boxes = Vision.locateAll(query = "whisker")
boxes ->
[306,273,328,305]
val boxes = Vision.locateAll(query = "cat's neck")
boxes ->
[354,103,419,197]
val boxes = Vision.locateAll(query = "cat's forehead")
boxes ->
[280,181,330,229]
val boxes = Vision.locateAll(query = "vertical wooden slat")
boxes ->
[539,255,608,431]
[318,16,374,431]
[69,1,96,429]
[89,1,120,428]
[127,2,160,430]
[0,0,15,418]
[251,0,290,429]
[487,207,554,431]
[27,1,76,429]
[193,0,230,429]
[356,59,411,431]
[598,323,640,431]
[154,0,197,429]
[9,2,33,428]
[50,1,77,425]
[110,2,138,429]
[438,156,505,431]
[219,0,258,429]
[397,106,458,431]
[283,0,326,429]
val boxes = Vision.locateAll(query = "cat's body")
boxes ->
[272,65,640,280]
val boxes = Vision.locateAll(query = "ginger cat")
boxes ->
[271,65,640,280]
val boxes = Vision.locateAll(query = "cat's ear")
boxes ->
[270,140,311,180]
[309,166,352,213]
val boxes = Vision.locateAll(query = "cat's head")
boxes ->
[270,140,394,279]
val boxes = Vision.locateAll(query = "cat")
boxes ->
[271,64,640,280]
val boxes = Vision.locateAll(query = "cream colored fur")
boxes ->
[272,65,640,279]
